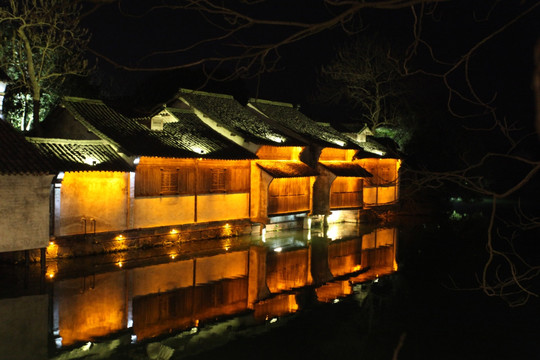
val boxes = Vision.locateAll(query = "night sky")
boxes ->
[84,1,540,108]
[76,3,537,202]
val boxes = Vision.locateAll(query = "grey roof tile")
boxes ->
[257,161,319,178]
[319,162,373,177]
[27,138,134,172]
[165,108,257,159]
[0,120,54,175]
[249,99,362,150]
[178,90,303,147]
[62,97,256,160]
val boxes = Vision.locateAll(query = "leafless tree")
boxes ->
[91,0,540,305]
[316,38,411,136]
[318,38,406,130]
[90,0,447,78]
[0,0,90,130]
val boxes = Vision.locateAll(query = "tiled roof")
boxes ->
[0,120,54,175]
[62,97,255,160]
[178,90,303,146]
[165,108,257,159]
[257,160,319,178]
[319,162,373,177]
[248,99,361,150]
[353,148,383,159]
[27,138,134,172]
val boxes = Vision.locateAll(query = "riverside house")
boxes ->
[0,90,400,260]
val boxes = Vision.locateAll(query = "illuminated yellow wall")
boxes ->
[356,158,400,205]
[56,271,127,346]
[0,174,54,251]
[316,280,352,302]
[195,251,248,285]
[197,193,249,222]
[362,228,396,249]
[59,172,129,236]
[378,186,398,203]
[133,195,195,228]
[250,163,273,222]
[131,260,195,297]
[319,148,357,161]
[363,187,377,205]
[256,146,303,160]
[253,293,298,320]
[266,249,311,292]
[328,238,362,276]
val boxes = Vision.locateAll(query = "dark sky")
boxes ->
[81,1,539,125]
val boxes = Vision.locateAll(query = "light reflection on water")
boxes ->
[0,223,397,359]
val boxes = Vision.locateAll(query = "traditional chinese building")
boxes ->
[34,96,257,257]
[0,89,401,260]
[173,90,320,229]
[0,120,55,260]
[247,98,375,224]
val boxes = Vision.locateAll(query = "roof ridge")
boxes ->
[26,137,110,145]
[62,96,104,104]
[178,88,233,99]
[249,98,294,108]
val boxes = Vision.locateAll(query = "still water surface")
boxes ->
[0,223,398,359]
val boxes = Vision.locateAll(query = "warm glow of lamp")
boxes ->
[170,253,177,259]
[170,229,178,235]
[83,156,100,166]
[191,146,207,154]
[116,235,124,240]
[117,261,123,268]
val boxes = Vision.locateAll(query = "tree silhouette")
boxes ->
[0,0,90,130]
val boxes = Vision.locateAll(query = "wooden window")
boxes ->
[160,168,179,195]
[211,168,227,192]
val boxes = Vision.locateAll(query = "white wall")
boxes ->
[0,174,54,252]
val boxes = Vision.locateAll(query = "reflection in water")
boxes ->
[0,224,397,359]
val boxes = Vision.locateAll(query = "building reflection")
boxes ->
[0,225,398,356]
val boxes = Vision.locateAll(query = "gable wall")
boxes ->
[42,109,101,140]
[0,174,54,252]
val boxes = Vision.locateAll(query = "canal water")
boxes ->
[1,217,539,359]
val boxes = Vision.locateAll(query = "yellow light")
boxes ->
[170,253,177,259]
[47,272,55,279]
[170,229,178,235]
[83,156,100,166]
[116,235,124,241]
[117,261,123,268]
[49,241,54,246]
